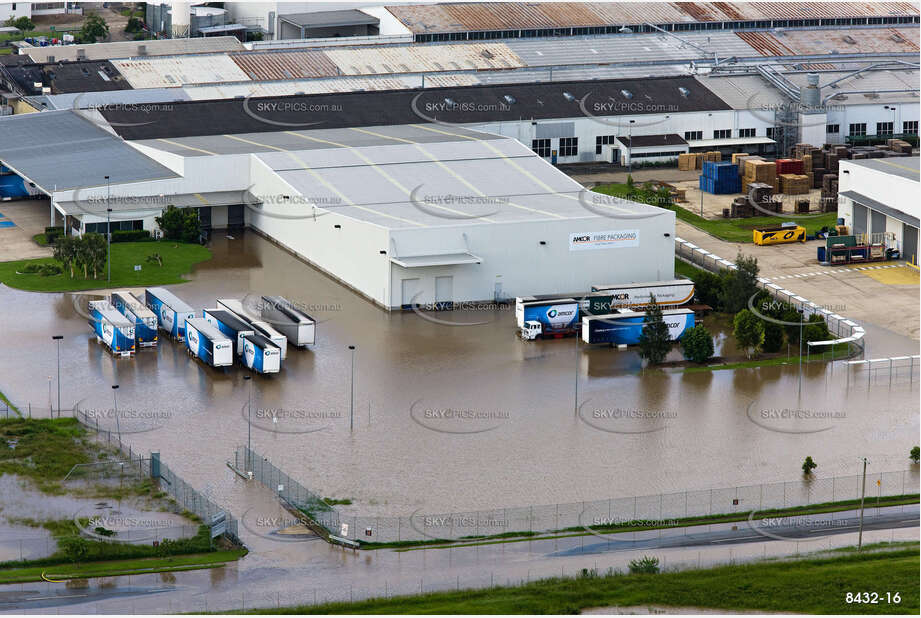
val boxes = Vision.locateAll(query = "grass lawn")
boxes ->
[0,550,245,584]
[236,544,919,614]
[594,183,838,244]
[0,241,211,292]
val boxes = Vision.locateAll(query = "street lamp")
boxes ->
[857,457,868,550]
[627,119,636,176]
[243,375,252,471]
[348,345,356,432]
[105,175,111,284]
[52,335,62,418]
[111,384,120,444]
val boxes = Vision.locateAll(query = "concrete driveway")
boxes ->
[0,199,55,262]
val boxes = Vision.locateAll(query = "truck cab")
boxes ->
[520,320,543,340]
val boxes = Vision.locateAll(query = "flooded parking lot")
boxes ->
[0,232,917,520]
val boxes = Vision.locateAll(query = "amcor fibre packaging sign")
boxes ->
[569,229,639,251]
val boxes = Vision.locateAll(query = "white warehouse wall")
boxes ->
[0,2,32,21]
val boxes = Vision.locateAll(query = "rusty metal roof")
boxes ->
[740,26,920,56]
[385,2,919,34]
[230,51,339,81]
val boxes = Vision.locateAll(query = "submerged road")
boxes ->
[1,503,916,614]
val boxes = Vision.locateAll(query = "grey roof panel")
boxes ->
[0,111,178,192]
[280,9,379,27]
[842,156,920,183]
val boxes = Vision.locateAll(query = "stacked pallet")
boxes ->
[748,182,781,215]
[780,173,810,195]
[775,159,805,175]
[821,174,839,212]
[699,161,741,194]
[731,152,750,165]
[729,196,754,217]
[795,199,811,214]
[736,155,763,178]
[704,151,722,163]
[887,138,913,154]
[742,159,776,194]
[678,153,696,170]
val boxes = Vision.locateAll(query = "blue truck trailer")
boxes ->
[88,300,136,357]
[516,298,580,340]
[110,290,158,347]
[216,298,288,359]
[242,333,282,374]
[260,295,315,347]
[581,308,695,346]
[145,287,195,341]
[202,308,255,356]
[185,317,234,368]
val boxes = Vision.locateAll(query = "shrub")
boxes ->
[762,321,785,353]
[38,263,62,276]
[110,229,152,243]
[681,325,714,364]
[910,446,919,464]
[802,456,817,475]
[155,205,201,243]
[693,270,722,309]
[628,556,660,574]
[733,309,764,358]
[125,16,142,33]
[44,226,64,245]
[719,253,760,314]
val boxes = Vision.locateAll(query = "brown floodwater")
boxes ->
[0,232,917,521]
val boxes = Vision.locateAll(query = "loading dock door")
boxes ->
[435,276,453,310]
[852,203,868,236]
[401,278,421,309]
[870,209,886,236]
[903,223,918,264]
[228,204,244,228]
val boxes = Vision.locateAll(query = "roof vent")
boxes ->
[503,95,516,104]
[620,89,633,99]
[678,87,690,98]
[444,97,456,106]
[294,91,305,95]
[138,44,147,55]
[76,49,86,59]
[480,48,494,59]
[47,55,55,63]
[842,35,857,45]
[891,33,904,42]
[562,91,575,102]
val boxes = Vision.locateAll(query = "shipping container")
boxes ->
[260,295,316,347]
[145,287,196,341]
[242,333,282,374]
[185,317,234,368]
[111,290,158,347]
[88,300,136,357]
[581,308,695,346]
[202,308,255,356]
[216,298,288,359]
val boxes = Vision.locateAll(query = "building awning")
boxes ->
[197,24,246,34]
[391,252,482,268]
[687,137,776,148]
[54,190,258,217]
[839,189,919,229]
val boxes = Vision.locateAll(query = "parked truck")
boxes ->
[185,317,234,368]
[202,308,255,356]
[88,300,136,357]
[260,295,315,347]
[110,290,158,347]
[242,333,282,374]
[516,298,580,340]
[587,279,695,312]
[216,298,288,359]
[581,308,695,346]
[145,287,195,341]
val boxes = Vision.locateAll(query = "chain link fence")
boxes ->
[239,446,918,544]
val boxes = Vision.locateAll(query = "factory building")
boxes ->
[837,157,920,264]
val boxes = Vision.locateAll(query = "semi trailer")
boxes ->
[581,308,695,346]
[202,308,255,356]
[145,287,195,341]
[517,298,580,340]
[185,317,234,368]
[111,291,158,347]
[587,279,695,312]
[87,300,136,357]
[260,295,315,347]
[216,298,288,359]
[242,333,282,374]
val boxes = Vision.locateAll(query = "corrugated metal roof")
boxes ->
[0,111,177,192]
[693,74,788,110]
[230,50,339,81]
[323,42,525,75]
[33,88,192,111]
[741,27,920,56]
[386,2,919,34]
[790,68,921,104]
[181,76,417,100]
[111,55,251,89]
[23,36,245,63]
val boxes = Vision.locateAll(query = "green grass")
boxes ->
[594,183,838,243]
[0,241,211,292]
[0,417,95,491]
[0,549,245,584]
[31,233,49,246]
[233,544,919,614]
[682,343,853,372]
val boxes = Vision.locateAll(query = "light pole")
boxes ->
[627,119,636,177]
[857,457,868,550]
[348,346,356,432]
[111,384,120,444]
[52,335,62,418]
[105,175,111,284]
[243,375,252,471]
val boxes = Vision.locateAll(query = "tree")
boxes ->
[733,309,764,359]
[5,16,35,31]
[802,456,817,475]
[125,16,143,33]
[762,321,785,353]
[910,446,919,464]
[82,233,108,279]
[638,294,672,365]
[155,206,201,243]
[79,13,110,44]
[693,270,722,309]
[719,253,760,314]
[680,325,714,364]
[628,556,660,574]
[53,235,79,278]
[803,314,831,345]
